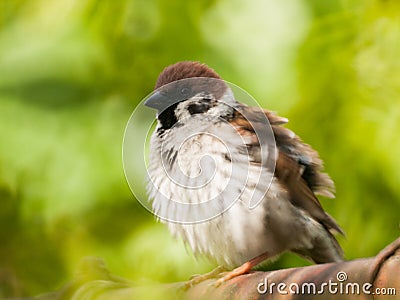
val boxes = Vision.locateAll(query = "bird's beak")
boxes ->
[144,91,167,111]
[144,91,174,113]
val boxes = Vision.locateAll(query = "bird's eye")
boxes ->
[181,88,190,96]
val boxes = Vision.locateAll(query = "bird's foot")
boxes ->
[183,266,226,289]
[214,252,270,287]
[214,262,253,287]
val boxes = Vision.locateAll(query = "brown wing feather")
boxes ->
[229,105,343,235]
[275,152,343,235]
[272,123,335,199]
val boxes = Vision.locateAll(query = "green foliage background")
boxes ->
[0,0,399,297]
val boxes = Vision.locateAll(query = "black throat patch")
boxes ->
[157,103,179,132]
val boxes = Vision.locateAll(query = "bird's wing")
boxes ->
[229,104,344,235]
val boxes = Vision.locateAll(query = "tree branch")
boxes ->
[36,237,400,299]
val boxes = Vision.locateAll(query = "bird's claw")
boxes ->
[183,266,227,289]
[213,272,230,287]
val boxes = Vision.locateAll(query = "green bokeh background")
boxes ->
[1,0,399,297]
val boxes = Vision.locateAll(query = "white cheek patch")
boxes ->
[174,96,205,120]
[174,92,235,122]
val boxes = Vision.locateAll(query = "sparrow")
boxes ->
[145,61,344,284]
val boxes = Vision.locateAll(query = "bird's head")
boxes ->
[145,61,236,131]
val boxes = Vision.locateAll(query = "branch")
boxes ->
[36,237,400,299]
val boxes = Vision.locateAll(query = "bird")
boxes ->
[144,61,344,285]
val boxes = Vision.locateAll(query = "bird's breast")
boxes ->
[147,122,286,267]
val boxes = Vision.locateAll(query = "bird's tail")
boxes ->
[293,232,344,264]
